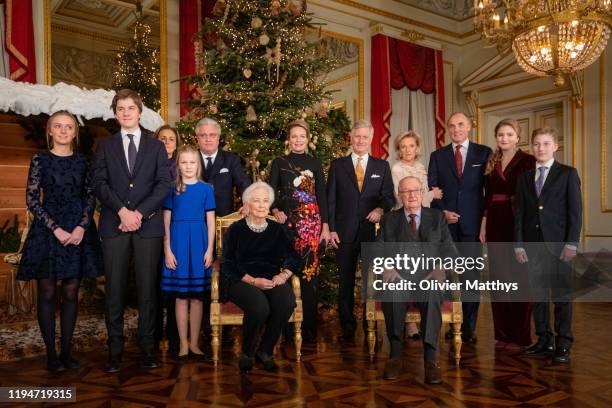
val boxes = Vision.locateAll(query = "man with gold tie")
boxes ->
[327,120,395,342]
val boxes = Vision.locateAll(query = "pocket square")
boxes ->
[472,164,482,167]
[219,168,229,173]
[371,174,381,178]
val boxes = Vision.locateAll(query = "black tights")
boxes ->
[37,278,80,360]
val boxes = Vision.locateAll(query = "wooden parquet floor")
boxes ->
[1,302,611,407]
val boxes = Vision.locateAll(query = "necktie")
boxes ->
[127,134,137,174]
[454,144,463,178]
[408,213,417,233]
[535,166,547,197]
[204,157,213,181]
[355,157,364,191]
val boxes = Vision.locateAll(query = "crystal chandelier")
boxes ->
[474,0,612,86]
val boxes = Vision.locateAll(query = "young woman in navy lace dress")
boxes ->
[17,111,103,372]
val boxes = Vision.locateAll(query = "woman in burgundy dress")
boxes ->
[480,118,535,350]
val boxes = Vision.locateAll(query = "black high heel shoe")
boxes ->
[59,353,80,369]
[47,358,66,373]
[255,351,278,373]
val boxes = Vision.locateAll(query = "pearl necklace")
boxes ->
[246,218,268,233]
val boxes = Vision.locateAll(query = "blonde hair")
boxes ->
[175,145,202,193]
[394,130,422,160]
[485,118,521,175]
[531,126,560,144]
[46,110,79,151]
[287,119,310,139]
[352,119,374,137]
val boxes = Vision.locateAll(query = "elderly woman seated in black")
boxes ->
[222,181,301,373]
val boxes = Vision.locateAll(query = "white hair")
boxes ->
[398,176,422,192]
[352,119,374,137]
[195,117,221,135]
[242,181,275,205]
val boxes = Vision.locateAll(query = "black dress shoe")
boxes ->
[552,348,570,363]
[189,351,212,362]
[239,353,253,373]
[383,358,402,380]
[59,354,80,369]
[47,358,66,373]
[177,353,189,364]
[255,351,279,373]
[524,342,554,356]
[141,354,161,369]
[424,361,442,384]
[408,332,421,341]
[105,358,121,373]
[461,334,477,344]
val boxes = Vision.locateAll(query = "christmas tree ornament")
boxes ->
[270,0,281,16]
[243,68,252,79]
[287,0,303,16]
[259,33,270,46]
[246,105,257,122]
[294,76,304,89]
[274,38,282,81]
[208,104,218,114]
[212,0,226,16]
[251,17,263,29]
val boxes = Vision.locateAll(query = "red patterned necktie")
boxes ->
[409,213,417,233]
[454,145,463,178]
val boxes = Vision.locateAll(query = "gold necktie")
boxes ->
[355,157,364,191]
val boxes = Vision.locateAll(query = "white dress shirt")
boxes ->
[451,139,469,173]
[200,150,218,168]
[121,128,141,168]
[351,152,369,170]
[404,208,421,230]
[534,158,555,185]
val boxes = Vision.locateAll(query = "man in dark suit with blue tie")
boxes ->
[94,89,171,372]
[327,120,395,341]
[428,112,492,343]
[196,118,251,216]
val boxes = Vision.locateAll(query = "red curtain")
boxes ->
[370,34,446,158]
[370,34,391,159]
[179,0,203,116]
[3,0,36,83]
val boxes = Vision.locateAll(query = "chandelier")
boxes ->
[474,0,612,86]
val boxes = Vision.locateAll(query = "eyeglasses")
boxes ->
[196,133,219,139]
[398,189,421,195]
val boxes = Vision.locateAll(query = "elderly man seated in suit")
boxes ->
[376,176,459,383]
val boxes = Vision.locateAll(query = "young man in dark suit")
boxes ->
[195,117,251,217]
[428,112,492,343]
[514,127,582,364]
[327,120,395,341]
[94,89,171,372]
[377,176,459,383]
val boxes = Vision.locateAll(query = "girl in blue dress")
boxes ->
[161,145,215,361]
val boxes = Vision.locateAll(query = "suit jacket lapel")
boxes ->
[397,211,413,242]
[208,151,225,182]
[464,143,477,173]
[539,161,562,199]
[112,134,131,177]
[342,155,359,192]
[444,144,460,180]
[131,136,148,176]
[419,208,432,241]
[361,157,376,193]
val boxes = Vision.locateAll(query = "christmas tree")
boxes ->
[112,1,160,111]
[177,0,351,179]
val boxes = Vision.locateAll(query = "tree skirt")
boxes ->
[0,309,139,361]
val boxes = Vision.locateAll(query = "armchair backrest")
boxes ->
[215,212,276,258]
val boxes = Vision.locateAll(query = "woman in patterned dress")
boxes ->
[269,119,330,342]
